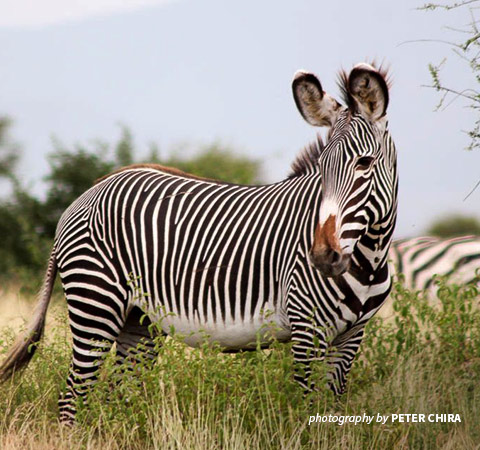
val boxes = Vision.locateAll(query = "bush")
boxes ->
[427,214,480,238]
[1,280,480,448]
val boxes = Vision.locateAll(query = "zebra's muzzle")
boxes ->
[310,215,350,277]
[308,247,351,277]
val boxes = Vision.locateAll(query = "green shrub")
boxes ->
[1,280,480,449]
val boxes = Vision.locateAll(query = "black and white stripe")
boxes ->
[389,235,480,291]
[0,63,398,424]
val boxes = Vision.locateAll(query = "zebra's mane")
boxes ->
[99,138,327,185]
[288,134,325,178]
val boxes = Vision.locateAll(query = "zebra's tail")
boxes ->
[0,246,57,382]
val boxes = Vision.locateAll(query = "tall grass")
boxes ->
[0,279,479,449]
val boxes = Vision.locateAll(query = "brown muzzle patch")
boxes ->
[309,214,350,276]
[311,215,341,254]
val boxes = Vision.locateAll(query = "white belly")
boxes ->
[157,313,292,350]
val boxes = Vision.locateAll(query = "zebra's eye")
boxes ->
[356,156,374,171]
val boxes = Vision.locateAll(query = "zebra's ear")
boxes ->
[347,63,389,122]
[292,71,341,127]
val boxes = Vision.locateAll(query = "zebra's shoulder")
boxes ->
[94,163,222,185]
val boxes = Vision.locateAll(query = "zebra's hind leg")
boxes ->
[327,325,365,395]
[115,306,164,371]
[59,288,127,425]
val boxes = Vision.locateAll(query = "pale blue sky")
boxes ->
[0,0,479,237]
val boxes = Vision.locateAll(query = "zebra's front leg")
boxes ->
[327,325,365,395]
[290,324,328,392]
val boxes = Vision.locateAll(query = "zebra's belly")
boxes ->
[156,314,292,350]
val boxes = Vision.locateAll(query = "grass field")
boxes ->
[1,279,479,449]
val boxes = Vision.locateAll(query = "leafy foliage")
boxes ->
[426,213,480,237]
[0,116,20,181]
[1,280,480,448]
[421,1,480,150]
[42,142,116,237]
[0,121,263,281]
[164,142,262,185]
[0,118,50,278]
[114,125,135,167]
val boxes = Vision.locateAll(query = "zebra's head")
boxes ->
[292,63,396,277]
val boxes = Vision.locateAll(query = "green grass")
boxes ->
[1,279,480,449]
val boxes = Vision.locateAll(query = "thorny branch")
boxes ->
[420,1,480,151]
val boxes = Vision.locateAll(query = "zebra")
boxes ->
[375,236,480,320]
[0,63,398,424]
[389,235,480,291]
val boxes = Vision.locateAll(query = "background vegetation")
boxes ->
[0,3,479,449]
[0,118,262,287]
[0,278,479,449]
[1,112,479,288]
[2,11,480,439]
[422,0,480,151]
[427,214,480,237]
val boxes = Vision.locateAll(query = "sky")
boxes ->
[0,0,479,237]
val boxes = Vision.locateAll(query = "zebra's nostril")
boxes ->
[310,248,343,268]
[330,250,342,265]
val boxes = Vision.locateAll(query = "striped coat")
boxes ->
[0,62,398,424]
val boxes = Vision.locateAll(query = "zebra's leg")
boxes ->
[327,325,365,395]
[115,306,163,370]
[290,321,328,392]
[59,289,127,425]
